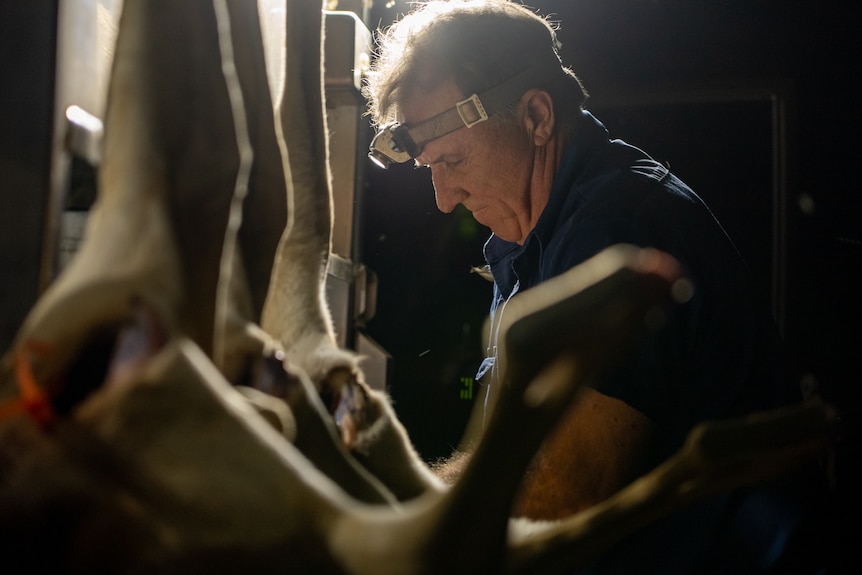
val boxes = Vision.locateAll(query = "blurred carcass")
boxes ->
[0,1,837,574]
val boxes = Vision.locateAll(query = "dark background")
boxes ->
[357,0,861,476]
[1,0,858,512]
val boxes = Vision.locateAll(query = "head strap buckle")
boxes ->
[456,94,489,128]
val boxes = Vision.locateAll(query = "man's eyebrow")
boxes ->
[427,152,459,166]
[414,153,442,168]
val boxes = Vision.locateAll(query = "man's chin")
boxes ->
[486,225,523,244]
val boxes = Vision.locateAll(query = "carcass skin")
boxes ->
[209,0,400,505]
[259,0,353,387]
[0,260,834,575]
[0,0,837,574]
[253,0,445,500]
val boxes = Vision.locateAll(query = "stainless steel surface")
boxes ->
[44,0,122,284]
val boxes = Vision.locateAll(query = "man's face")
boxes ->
[401,79,538,244]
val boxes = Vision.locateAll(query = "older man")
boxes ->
[363,1,812,573]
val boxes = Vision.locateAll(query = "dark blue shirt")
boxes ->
[481,111,806,573]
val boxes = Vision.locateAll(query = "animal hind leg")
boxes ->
[259,0,358,390]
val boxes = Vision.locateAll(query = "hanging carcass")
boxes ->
[0,1,837,574]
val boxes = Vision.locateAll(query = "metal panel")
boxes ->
[44,0,123,283]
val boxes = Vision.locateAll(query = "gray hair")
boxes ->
[362,0,588,133]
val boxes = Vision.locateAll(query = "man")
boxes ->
[363,1,815,572]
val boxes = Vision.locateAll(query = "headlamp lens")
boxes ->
[367,123,415,169]
[368,147,392,169]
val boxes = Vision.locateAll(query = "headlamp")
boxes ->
[368,94,488,169]
[368,63,555,169]
[368,123,418,169]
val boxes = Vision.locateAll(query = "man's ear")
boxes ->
[521,89,555,146]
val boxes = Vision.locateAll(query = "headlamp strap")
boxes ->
[404,97,482,153]
[368,60,562,168]
[404,62,557,151]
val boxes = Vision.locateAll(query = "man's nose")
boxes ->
[431,169,467,213]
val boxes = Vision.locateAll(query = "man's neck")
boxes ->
[518,132,567,245]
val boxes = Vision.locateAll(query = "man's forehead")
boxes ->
[398,78,465,126]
